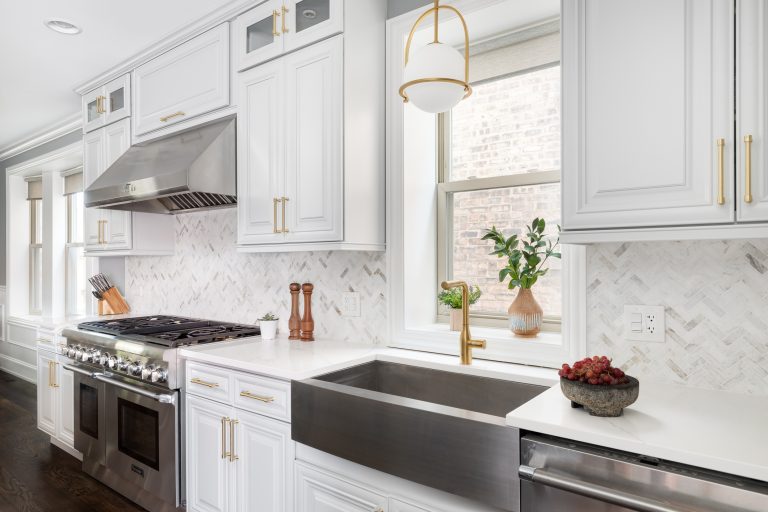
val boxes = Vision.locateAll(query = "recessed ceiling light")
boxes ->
[44,18,81,35]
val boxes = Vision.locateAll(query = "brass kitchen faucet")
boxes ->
[441,280,486,365]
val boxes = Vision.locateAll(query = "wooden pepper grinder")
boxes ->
[300,283,315,341]
[288,283,302,340]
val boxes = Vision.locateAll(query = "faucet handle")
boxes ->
[469,338,486,350]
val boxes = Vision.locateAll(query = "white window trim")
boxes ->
[386,0,585,368]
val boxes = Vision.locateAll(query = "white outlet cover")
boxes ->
[342,292,361,317]
[623,305,665,343]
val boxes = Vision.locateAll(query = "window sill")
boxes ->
[389,322,569,369]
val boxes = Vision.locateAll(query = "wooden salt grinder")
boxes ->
[300,283,315,341]
[289,283,302,340]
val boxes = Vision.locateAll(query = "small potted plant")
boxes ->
[258,313,279,341]
[438,285,481,331]
[482,218,560,337]
[558,356,639,417]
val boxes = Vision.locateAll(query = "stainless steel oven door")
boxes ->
[101,374,179,507]
[67,364,106,465]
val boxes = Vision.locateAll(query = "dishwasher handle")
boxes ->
[519,465,694,512]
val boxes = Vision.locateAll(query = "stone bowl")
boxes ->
[560,376,639,417]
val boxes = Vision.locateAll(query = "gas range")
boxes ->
[61,315,260,390]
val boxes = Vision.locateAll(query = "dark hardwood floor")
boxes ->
[0,370,145,512]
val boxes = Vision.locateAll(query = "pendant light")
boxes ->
[399,0,472,114]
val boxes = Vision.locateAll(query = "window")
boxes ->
[437,37,562,329]
[27,178,43,314]
[65,172,87,316]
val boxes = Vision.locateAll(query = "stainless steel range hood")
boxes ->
[85,117,236,214]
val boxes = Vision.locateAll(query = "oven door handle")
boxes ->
[519,465,691,512]
[94,374,176,405]
[63,363,103,378]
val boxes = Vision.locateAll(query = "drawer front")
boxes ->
[8,322,38,345]
[233,372,290,421]
[134,23,230,135]
[186,361,233,403]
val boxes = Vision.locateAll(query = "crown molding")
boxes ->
[0,113,80,162]
[73,0,254,95]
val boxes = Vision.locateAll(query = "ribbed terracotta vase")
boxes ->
[508,288,543,337]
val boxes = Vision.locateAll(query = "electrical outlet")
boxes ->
[623,305,665,342]
[341,292,361,317]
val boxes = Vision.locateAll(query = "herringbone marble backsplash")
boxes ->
[587,241,768,395]
[124,209,387,344]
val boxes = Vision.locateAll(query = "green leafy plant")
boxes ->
[482,218,561,290]
[259,312,278,321]
[437,285,481,310]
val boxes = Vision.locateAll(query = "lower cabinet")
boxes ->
[295,463,388,512]
[36,347,77,452]
[186,394,293,512]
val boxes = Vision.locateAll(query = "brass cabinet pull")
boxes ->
[229,419,239,462]
[49,361,59,388]
[96,96,106,114]
[272,10,281,36]
[745,135,753,203]
[273,197,282,233]
[717,138,726,205]
[221,417,230,459]
[281,5,289,33]
[281,196,289,233]
[191,377,220,388]
[239,390,275,403]
[159,111,186,122]
[103,220,108,244]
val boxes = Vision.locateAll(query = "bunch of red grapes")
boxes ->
[558,355,629,385]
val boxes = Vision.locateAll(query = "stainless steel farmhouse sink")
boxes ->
[292,361,548,511]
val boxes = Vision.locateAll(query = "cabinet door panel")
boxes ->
[82,87,105,133]
[134,24,229,135]
[103,74,131,126]
[102,119,132,250]
[235,410,293,512]
[84,130,109,249]
[237,58,286,244]
[37,351,57,436]
[738,0,768,221]
[186,396,231,512]
[234,0,284,71]
[284,35,343,242]
[57,362,76,447]
[296,463,388,512]
[562,0,734,229]
[283,0,344,53]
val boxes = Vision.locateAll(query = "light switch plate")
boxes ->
[623,305,665,342]
[342,292,361,317]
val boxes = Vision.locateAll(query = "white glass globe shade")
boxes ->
[403,42,466,113]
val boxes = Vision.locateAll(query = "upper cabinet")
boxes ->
[561,0,734,233]
[133,23,230,137]
[82,74,131,133]
[234,0,343,71]
[237,0,385,252]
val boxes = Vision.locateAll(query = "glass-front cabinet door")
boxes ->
[81,73,130,133]
[82,87,107,133]
[283,0,343,53]
[235,0,285,71]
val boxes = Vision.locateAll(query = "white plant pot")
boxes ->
[260,320,278,340]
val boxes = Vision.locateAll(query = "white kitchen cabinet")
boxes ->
[57,361,76,447]
[295,463,388,512]
[134,23,229,136]
[737,0,768,221]
[82,118,174,256]
[82,74,131,133]
[238,0,386,252]
[234,0,343,71]
[36,349,57,436]
[186,364,294,512]
[562,0,734,231]
[186,395,232,512]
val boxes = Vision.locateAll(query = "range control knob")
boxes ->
[141,365,155,381]
[107,355,118,370]
[66,346,77,359]
[127,362,143,377]
[150,368,168,384]
[74,346,84,360]
[118,358,130,372]
[99,352,109,366]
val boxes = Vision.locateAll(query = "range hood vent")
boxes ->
[85,117,236,214]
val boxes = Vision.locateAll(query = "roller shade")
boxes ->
[26,177,42,201]
[64,172,83,196]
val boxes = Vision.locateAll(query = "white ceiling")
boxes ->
[0,0,234,152]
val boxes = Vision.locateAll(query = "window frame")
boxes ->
[386,0,586,368]
[28,197,43,315]
[64,188,86,316]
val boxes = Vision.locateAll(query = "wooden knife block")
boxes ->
[99,287,130,315]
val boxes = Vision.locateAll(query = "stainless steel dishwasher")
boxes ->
[519,434,768,512]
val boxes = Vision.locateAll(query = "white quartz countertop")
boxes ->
[506,382,768,483]
[179,334,558,385]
